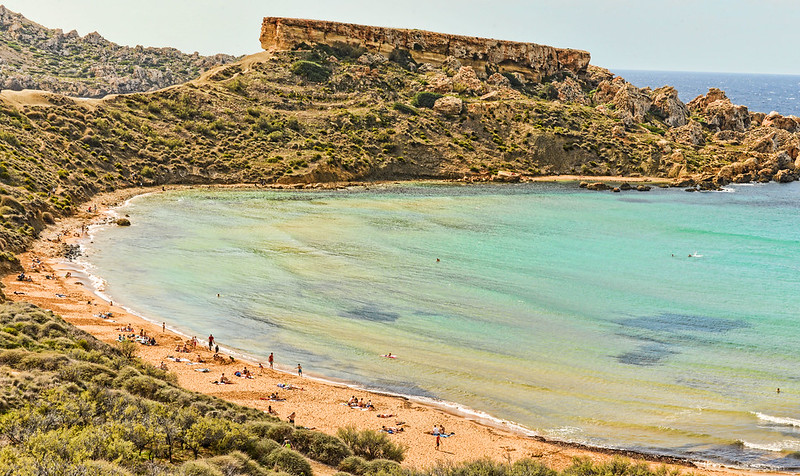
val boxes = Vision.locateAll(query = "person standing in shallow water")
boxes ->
[268,352,274,369]
[208,334,214,351]
[297,364,302,377]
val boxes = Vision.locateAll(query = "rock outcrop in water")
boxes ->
[260,17,590,81]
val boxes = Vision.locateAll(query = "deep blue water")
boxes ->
[616,70,800,116]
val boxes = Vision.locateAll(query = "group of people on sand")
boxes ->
[347,396,374,410]
[233,367,253,379]
[118,329,157,346]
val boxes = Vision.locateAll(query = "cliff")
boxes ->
[260,17,590,81]
[0,6,237,97]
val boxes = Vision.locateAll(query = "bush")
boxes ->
[291,61,331,83]
[140,166,156,179]
[266,448,313,476]
[266,422,295,443]
[179,460,225,476]
[337,427,405,462]
[510,458,557,476]
[121,375,167,400]
[364,459,403,476]
[208,451,269,476]
[246,437,281,465]
[411,92,443,109]
[292,429,352,466]
[245,421,279,438]
[339,456,367,475]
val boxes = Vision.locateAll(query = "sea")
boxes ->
[617,70,800,116]
[80,72,800,470]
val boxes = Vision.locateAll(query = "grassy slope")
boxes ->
[0,46,738,263]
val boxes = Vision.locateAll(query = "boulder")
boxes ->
[586,182,611,191]
[762,111,800,132]
[433,96,463,116]
[773,169,796,183]
[486,73,511,87]
[636,185,652,191]
[493,171,521,182]
[441,55,462,74]
[115,218,131,226]
[451,66,484,95]
[650,86,688,128]
[667,120,705,146]
[593,76,625,104]
[357,52,388,66]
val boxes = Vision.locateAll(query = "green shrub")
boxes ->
[292,429,352,466]
[266,448,313,476]
[179,460,225,476]
[121,375,167,400]
[291,61,331,83]
[339,455,367,475]
[245,421,278,438]
[208,451,269,476]
[364,459,403,476]
[411,92,443,109]
[246,437,281,465]
[337,426,405,462]
[510,458,558,476]
[266,422,295,443]
[140,166,156,179]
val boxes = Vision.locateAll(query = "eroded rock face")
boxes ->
[688,88,750,132]
[762,111,800,133]
[651,86,688,128]
[668,120,705,146]
[261,17,591,81]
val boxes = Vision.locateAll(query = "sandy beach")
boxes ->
[0,184,783,476]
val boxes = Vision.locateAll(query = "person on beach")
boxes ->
[162,322,165,333]
[297,364,302,377]
[259,363,264,375]
[436,434,441,450]
[287,412,296,426]
[215,344,219,353]
[268,352,274,369]
[208,334,214,350]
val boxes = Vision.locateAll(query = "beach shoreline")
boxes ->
[0,182,783,476]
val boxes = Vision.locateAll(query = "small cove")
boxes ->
[83,182,800,470]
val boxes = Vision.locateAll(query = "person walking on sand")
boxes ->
[208,334,214,351]
[297,364,302,377]
[162,322,165,333]
[435,434,441,451]
[268,352,274,369]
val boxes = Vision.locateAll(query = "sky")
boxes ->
[1,0,798,75]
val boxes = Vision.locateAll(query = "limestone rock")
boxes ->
[773,169,796,183]
[593,76,625,104]
[442,56,463,74]
[451,66,484,95]
[357,52,388,66]
[261,17,591,82]
[586,182,611,191]
[650,86,688,128]
[688,88,750,132]
[612,83,652,123]
[762,111,800,132]
[486,72,511,87]
[668,120,705,147]
[553,76,588,104]
[433,96,463,116]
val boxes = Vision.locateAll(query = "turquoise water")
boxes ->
[84,183,800,469]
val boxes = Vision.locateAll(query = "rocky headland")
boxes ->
[0,5,237,97]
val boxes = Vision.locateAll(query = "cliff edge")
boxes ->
[260,17,590,81]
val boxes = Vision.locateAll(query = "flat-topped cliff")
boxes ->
[260,17,590,81]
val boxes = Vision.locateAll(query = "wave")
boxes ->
[753,412,800,428]
[737,439,800,453]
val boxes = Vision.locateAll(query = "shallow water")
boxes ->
[84,182,800,469]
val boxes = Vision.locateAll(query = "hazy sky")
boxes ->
[2,0,797,75]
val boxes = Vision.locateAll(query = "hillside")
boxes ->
[0,17,798,298]
[0,5,237,97]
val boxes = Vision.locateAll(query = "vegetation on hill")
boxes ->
[0,6,237,97]
[0,301,690,476]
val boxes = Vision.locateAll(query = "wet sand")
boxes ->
[0,185,782,475]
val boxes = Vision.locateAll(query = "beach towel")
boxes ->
[194,368,209,372]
